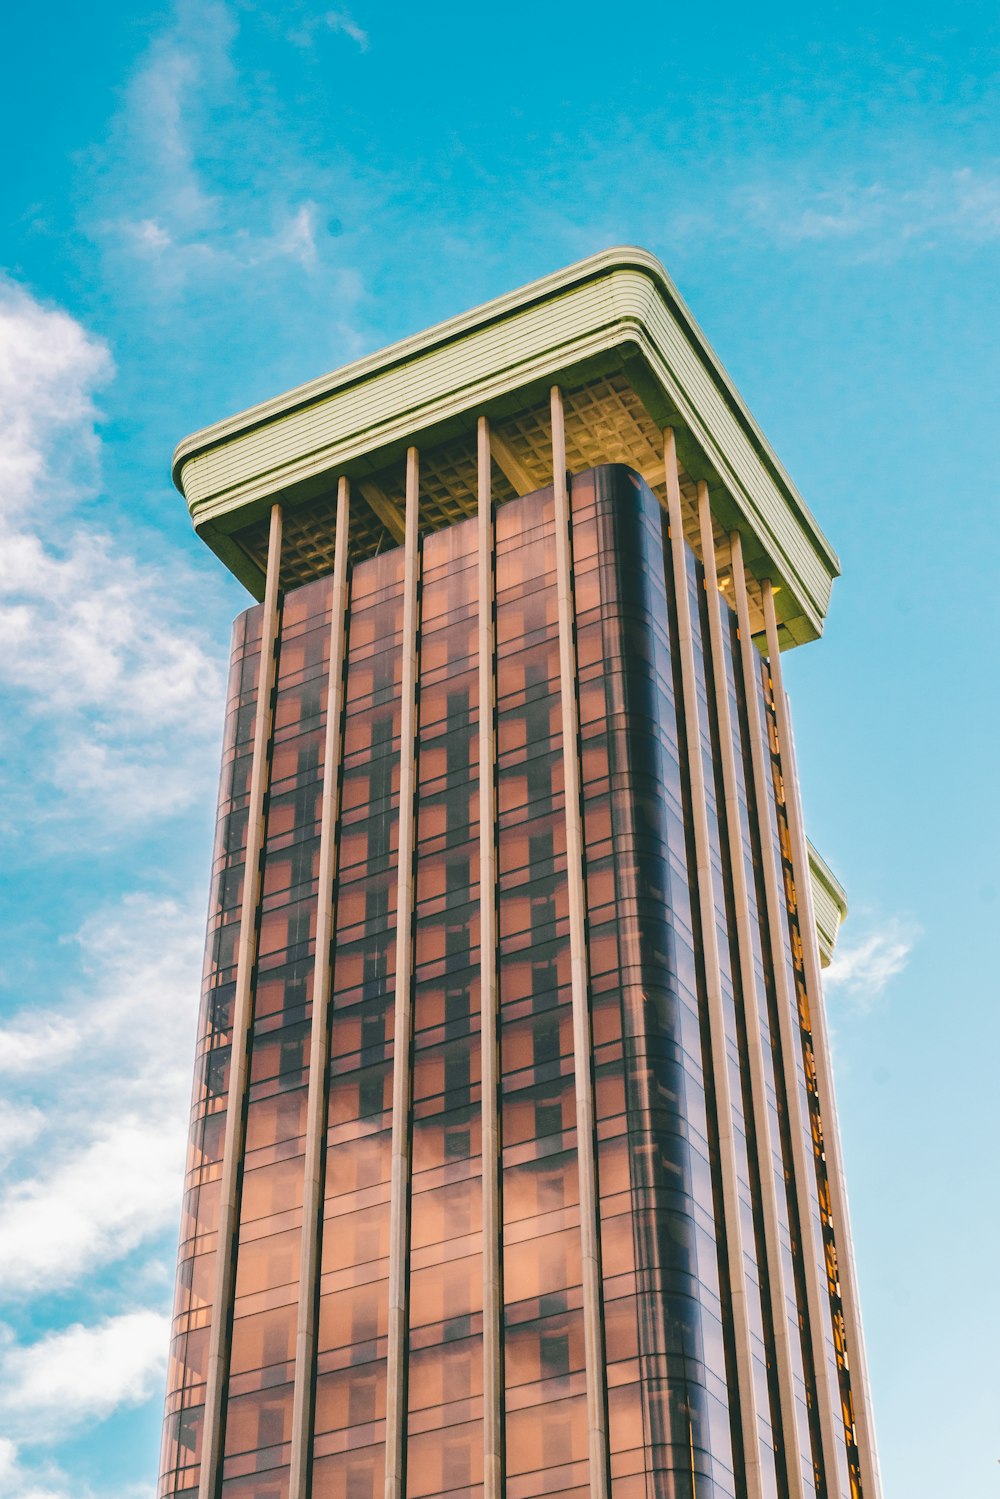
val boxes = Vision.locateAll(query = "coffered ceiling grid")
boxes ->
[227,370,766,628]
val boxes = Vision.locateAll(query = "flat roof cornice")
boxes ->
[173,246,839,638]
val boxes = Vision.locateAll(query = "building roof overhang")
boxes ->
[808,842,849,967]
[172,246,839,645]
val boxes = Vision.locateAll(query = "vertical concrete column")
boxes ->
[550,387,610,1499]
[199,501,283,1499]
[762,587,882,1499]
[661,436,762,1499]
[478,417,503,1499]
[289,477,352,1499]
[384,447,420,1499]
[697,484,802,1491]
[730,538,842,1489]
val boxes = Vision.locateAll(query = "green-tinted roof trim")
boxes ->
[809,841,849,968]
[173,246,839,637]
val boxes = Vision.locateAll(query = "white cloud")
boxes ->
[123,217,173,254]
[738,165,1000,252]
[824,917,918,1007]
[0,1435,154,1499]
[0,155,223,1499]
[0,280,111,525]
[121,195,329,280]
[0,279,225,833]
[0,1119,187,1296]
[0,1017,80,1079]
[0,1439,69,1499]
[289,9,370,51]
[0,1105,45,1165]
[270,201,320,270]
[118,0,233,235]
[0,894,202,1296]
[0,1311,168,1441]
[98,0,366,300]
[0,532,217,728]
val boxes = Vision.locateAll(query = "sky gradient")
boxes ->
[1,3,997,1496]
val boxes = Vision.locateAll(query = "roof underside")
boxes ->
[173,247,839,648]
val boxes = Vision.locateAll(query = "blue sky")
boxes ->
[0,2,997,1495]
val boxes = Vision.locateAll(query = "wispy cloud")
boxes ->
[0,1105,45,1166]
[289,9,370,51]
[93,0,368,318]
[737,164,1000,254]
[119,198,328,279]
[517,116,1000,270]
[824,916,919,1008]
[0,279,225,836]
[0,1435,154,1499]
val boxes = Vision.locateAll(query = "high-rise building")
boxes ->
[160,249,879,1499]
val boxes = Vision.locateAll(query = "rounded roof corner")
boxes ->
[170,245,840,624]
[808,842,849,920]
[169,245,673,489]
[171,441,192,497]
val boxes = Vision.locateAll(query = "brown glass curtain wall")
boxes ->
[160,464,865,1499]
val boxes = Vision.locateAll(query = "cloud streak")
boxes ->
[94,0,368,321]
[289,9,370,51]
[824,916,919,1007]
[737,164,1000,253]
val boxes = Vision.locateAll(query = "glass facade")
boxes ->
[724,605,822,1498]
[161,605,265,1498]
[161,463,866,1499]
[314,548,402,1499]
[495,484,586,1499]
